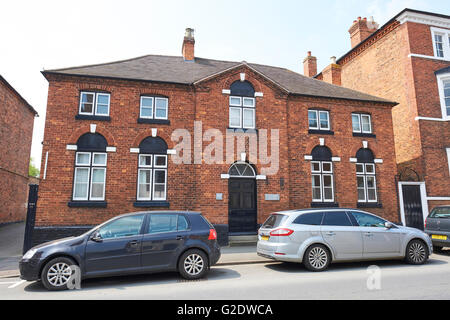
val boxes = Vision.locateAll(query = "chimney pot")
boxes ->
[182,27,195,61]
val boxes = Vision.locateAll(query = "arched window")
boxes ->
[355,148,377,203]
[73,133,108,201]
[228,162,256,178]
[137,137,168,201]
[310,146,334,203]
[229,81,256,129]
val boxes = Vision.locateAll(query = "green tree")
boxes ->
[29,157,40,178]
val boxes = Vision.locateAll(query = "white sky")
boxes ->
[0,0,445,169]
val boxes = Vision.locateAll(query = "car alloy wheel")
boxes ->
[47,262,72,287]
[408,241,427,264]
[184,253,204,276]
[308,247,328,269]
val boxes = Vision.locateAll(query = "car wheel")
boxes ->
[405,239,429,265]
[178,249,209,280]
[303,244,331,272]
[41,257,77,291]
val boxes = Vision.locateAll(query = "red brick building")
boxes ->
[313,9,450,230]
[35,29,399,243]
[0,75,38,224]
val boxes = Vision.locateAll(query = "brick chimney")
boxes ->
[322,56,341,86]
[182,28,195,61]
[303,51,317,77]
[349,17,378,48]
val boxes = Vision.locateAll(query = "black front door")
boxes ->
[402,185,424,230]
[228,178,257,234]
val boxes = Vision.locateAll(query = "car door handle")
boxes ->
[129,240,139,246]
[325,232,336,236]
[364,233,374,237]
[176,236,183,241]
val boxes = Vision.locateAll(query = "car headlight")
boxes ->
[23,249,37,260]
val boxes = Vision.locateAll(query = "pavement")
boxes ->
[0,221,264,278]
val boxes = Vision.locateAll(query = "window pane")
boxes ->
[230,97,241,106]
[96,94,110,115]
[435,34,444,57]
[80,93,94,114]
[356,163,364,174]
[138,169,151,199]
[141,106,153,118]
[147,214,177,234]
[93,153,107,166]
[141,97,153,107]
[322,212,352,226]
[98,215,144,239]
[319,111,329,129]
[308,111,318,129]
[91,168,105,199]
[76,153,90,165]
[243,108,255,128]
[154,184,166,200]
[74,168,89,199]
[154,155,167,167]
[312,175,321,200]
[357,176,365,201]
[311,162,321,172]
[365,164,375,174]
[139,155,152,167]
[323,187,333,201]
[367,189,377,201]
[361,115,371,133]
[352,114,361,132]
[155,98,168,119]
[293,212,324,225]
[366,176,375,188]
[154,170,166,184]
[322,162,332,173]
[178,215,189,231]
[350,211,385,228]
[243,98,255,107]
[229,107,241,127]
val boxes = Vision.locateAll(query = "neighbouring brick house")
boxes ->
[0,75,38,224]
[312,8,450,230]
[34,28,399,244]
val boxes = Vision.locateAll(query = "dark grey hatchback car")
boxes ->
[20,211,221,290]
[425,206,450,251]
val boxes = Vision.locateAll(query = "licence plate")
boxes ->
[261,236,270,241]
[432,235,448,240]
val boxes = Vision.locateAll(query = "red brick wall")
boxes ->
[339,19,450,209]
[36,66,399,227]
[0,79,35,223]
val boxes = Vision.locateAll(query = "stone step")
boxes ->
[228,235,258,246]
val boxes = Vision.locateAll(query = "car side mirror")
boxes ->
[385,222,394,229]
[90,232,103,242]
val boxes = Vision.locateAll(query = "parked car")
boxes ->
[425,206,450,251]
[257,209,432,271]
[20,211,221,290]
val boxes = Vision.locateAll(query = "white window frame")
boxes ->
[79,92,110,116]
[140,97,154,119]
[437,72,450,120]
[229,107,242,128]
[136,154,168,201]
[308,110,330,131]
[229,96,255,129]
[73,167,90,201]
[140,96,169,120]
[352,113,372,134]
[356,163,377,203]
[447,148,450,176]
[431,27,450,59]
[73,151,107,201]
[311,161,334,203]
[154,97,169,120]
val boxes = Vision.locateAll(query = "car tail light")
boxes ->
[208,229,217,240]
[424,218,427,229]
[269,228,294,237]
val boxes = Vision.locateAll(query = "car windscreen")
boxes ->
[429,207,450,218]
[262,214,287,229]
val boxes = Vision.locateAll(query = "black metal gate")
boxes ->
[23,184,38,254]
[228,178,257,234]
[401,184,424,230]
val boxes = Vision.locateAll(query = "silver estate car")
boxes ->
[257,209,433,271]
